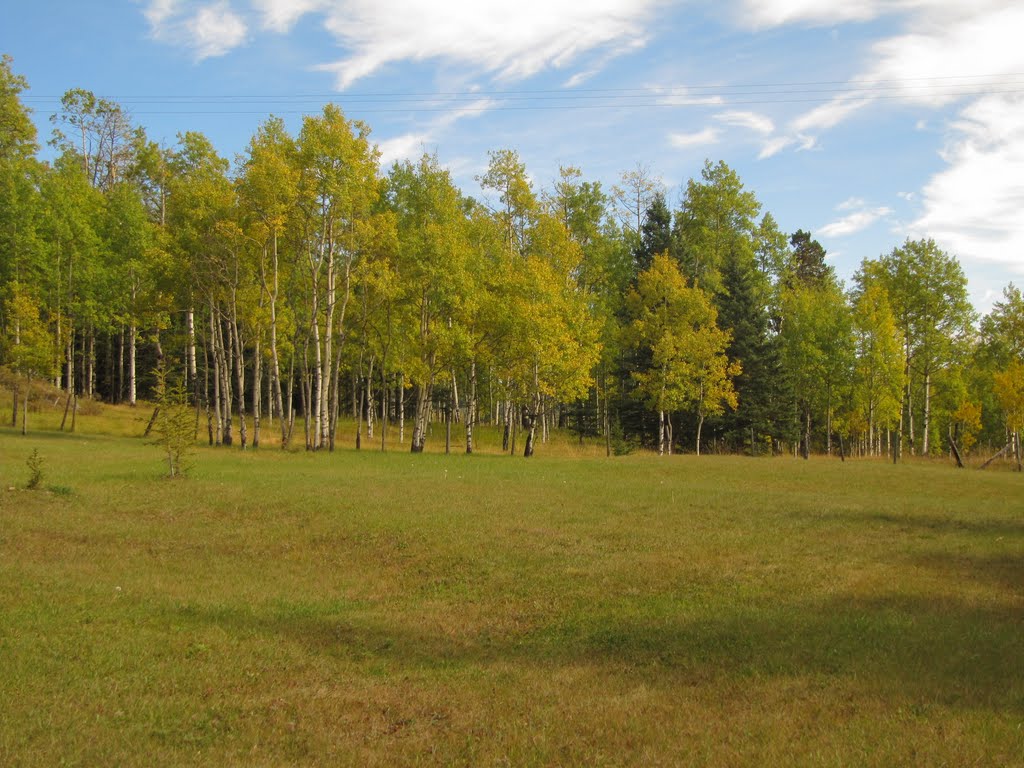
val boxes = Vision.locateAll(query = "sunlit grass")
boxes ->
[1,403,1022,766]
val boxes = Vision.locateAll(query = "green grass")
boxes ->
[1,402,1023,766]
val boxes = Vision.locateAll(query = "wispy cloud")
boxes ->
[251,0,324,32]
[144,0,247,60]
[743,0,1024,270]
[715,110,774,135]
[294,0,661,89]
[377,98,498,166]
[669,128,720,149]
[820,200,893,238]
[735,0,896,29]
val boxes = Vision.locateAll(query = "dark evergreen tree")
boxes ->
[788,229,830,287]
[711,250,794,453]
[632,193,672,280]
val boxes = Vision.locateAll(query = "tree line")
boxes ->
[1,56,1022,464]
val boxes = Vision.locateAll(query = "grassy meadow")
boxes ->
[1,397,1023,766]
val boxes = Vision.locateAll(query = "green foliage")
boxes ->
[0,56,1015,462]
[628,253,738,452]
[151,366,195,478]
[673,159,761,296]
[25,448,43,489]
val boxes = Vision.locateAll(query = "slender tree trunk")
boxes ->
[253,338,262,449]
[524,364,541,458]
[128,322,137,407]
[231,310,247,450]
[11,384,18,428]
[658,409,665,456]
[380,369,388,452]
[451,370,460,423]
[22,375,29,435]
[502,398,511,452]
[696,414,704,457]
[445,387,452,455]
[209,309,225,445]
[826,388,833,456]
[411,379,433,453]
[87,329,95,398]
[366,358,375,440]
[186,308,197,398]
[399,373,405,445]
[65,329,74,396]
[329,343,342,452]
[923,370,931,455]
[356,374,364,450]
[319,234,336,452]
[117,326,124,404]
[465,359,477,454]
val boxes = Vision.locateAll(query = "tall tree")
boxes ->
[850,282,905,455]
[294,105,381,450]
[237,116,300,447]
[673,160,760,297]
[388,154,468,453]
[627,253,737,455]
[858,240,975,456]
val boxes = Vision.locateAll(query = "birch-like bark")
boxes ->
[411,379,433,453]
[253,337,262,448]
[230,307,247,449]
[923,370,931,455]
[399,373,405,444]
[187,308,197,400]
[128,323,137,406]
[465,360,477,454]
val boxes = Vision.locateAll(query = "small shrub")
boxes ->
[150,366,196,478]
[26,448,44,490]
[609,422,637,456]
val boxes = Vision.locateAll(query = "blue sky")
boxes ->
[4,0,1023,313]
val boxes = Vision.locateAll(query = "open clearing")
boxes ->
[1,418,1022,766]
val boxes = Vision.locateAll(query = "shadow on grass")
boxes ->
[168,589,1024,713]
[796,508,1024,538]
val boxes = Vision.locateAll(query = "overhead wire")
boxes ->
[22,74,1024,117]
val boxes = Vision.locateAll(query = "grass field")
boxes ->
[1,400,1023,766]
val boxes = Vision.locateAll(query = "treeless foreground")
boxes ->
[1,426,1022,766]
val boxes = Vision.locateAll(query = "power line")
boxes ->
[21,72,1024,101]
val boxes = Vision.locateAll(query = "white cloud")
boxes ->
[188,2,247,59]
[144,0,179,27]
[302,0,661,89]
[820,202,893,237]
[744,1,1024,272]
[564,70,599,89]
[377,133,431,167]
[735,0,899,29]
[715,110,774,134]
[911,93,1024,273]
[376,98,497,166]
[143,0,247,60]
[653,87,725,107]
[669,128,720,149]
[758,136,794,159]
[791,97,872,133]
[252,0,325,32]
